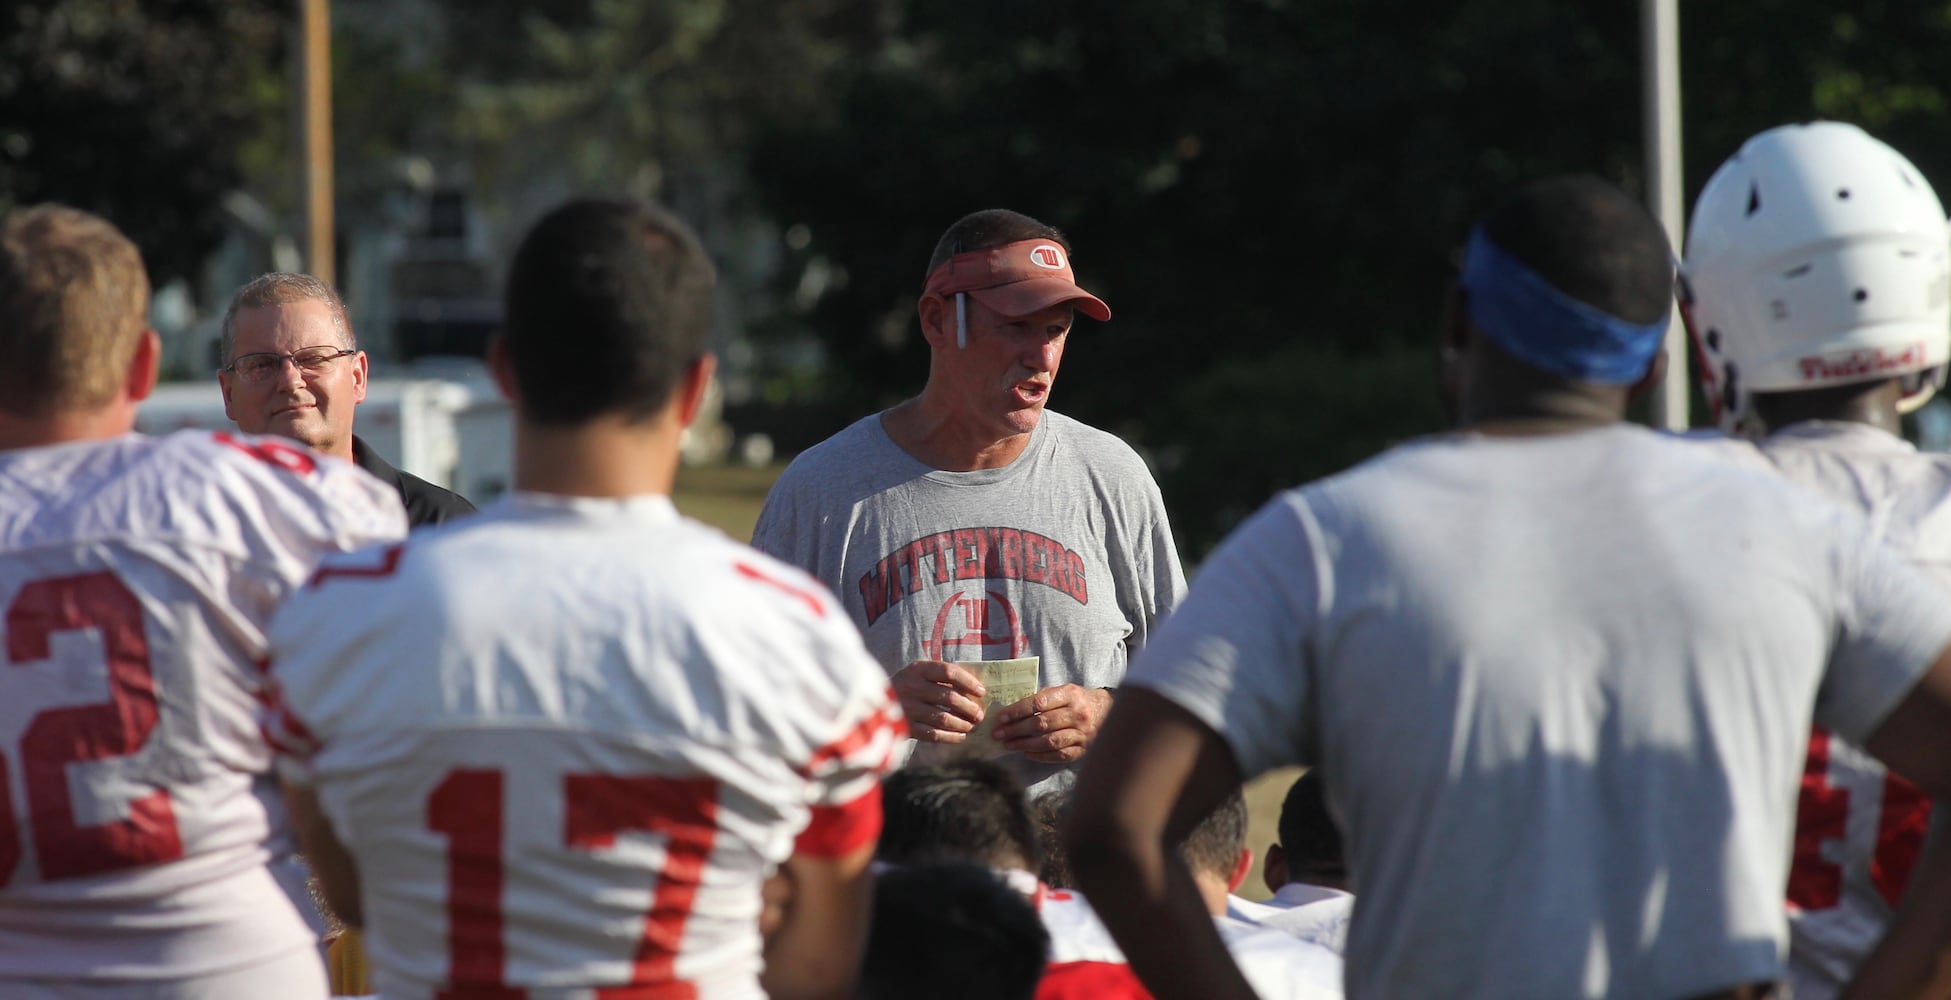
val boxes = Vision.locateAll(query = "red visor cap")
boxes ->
[923,239,1112,322]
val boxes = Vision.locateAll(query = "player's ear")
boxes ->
[918,294,950,347]
[1263,843,1289,896]
[126,328,161,403]
[487,335,521,405]
[1627,349,1668,402]
[1227,846,1254,894]
[674,354,717,429]
[350,349,369,403]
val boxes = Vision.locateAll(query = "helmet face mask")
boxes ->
[1897,364,1949,415]
[1681,121,1951,436]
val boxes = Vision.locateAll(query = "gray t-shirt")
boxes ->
[753,410,1187,791]
[1129,424,1951,999]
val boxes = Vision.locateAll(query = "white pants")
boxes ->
[4,945,329,1000]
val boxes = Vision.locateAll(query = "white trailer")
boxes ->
[135,374,514,505]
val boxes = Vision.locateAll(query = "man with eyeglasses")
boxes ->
[217,272,475,527]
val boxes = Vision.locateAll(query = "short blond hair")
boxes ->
[0,204,150,417]
[218,272,354,366]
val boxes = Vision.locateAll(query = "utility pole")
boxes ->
[300,0,334,287]
[1642,0,1687,429]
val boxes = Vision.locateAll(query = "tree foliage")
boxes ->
[749,0,1951,553]
[11,1,1951,553]
[384,0,890,235]
[0,0,283,286]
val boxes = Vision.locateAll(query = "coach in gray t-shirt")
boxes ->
[753,209,1185,793]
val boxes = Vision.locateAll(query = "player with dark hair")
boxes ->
[1068,174,1951,999]
[1271,772,1348,892]
[861,863,1049,1000]
[876,761,1340,996]
[0,204,406,997]
[1684,121,1951,1000]
[1230,771,1353,954]
[1029,791,1076,889]
[754,208,1186,794]
[1039,790,1343,999]
[264,197,903,1000]
[879,760,1043,876]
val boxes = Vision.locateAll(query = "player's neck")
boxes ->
[1458,387,1624,435]
[512,416,681,498]
[0,405,135,452]
[881,394,1034,471]
[1755,380,1904,437]
[1455,336,1629,435]
[1191,872,1231,917]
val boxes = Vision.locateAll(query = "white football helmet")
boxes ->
[1682,121,1951,435]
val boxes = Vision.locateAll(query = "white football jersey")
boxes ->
[0,430,406,980]
[1759,422,1951,1000]
[1036,888,1344,999]
[266,492,903,1000]
[1228,885,1354,955]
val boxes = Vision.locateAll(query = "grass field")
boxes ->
[673,461,1300,902]
[672,461,785,542]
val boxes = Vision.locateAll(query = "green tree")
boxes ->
[749,0,1951,553]
[750,1,1646,552]
[0,0,284,285]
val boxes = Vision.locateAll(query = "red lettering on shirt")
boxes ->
[856,528,1091,626]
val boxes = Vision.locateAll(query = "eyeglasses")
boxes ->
[222,346,357,383]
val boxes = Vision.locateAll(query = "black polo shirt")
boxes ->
[350,435,477,528]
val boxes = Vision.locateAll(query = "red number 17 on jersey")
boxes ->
[427,769,720,999]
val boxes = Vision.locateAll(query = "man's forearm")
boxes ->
[1066,687,1258,1000]
[284,783,364,927]
[1843,803,1951,1000]
[761,845,874,1000]
[1070,832,1257,1000]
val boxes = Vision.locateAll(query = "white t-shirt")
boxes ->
[0,431,405,982]
[1129,424,1951,999]
[1758,422,1951,1000]
[1035,887,1343,999]
[1228,885,1353,955]
[267,493,903,1000]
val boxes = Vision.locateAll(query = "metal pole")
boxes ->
[300,0,335,287]
[1642,0,1687,429]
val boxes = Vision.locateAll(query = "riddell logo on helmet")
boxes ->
[1027,245,1065,269]
[1798,343,1927,381]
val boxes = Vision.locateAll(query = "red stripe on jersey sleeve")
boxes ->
[733,561,828,618]
[257,681,323,759]
[214,431,318,475]
[1037,960,1153,1000]
[794,783,882,858]
[796,691,903,781]
[307,543,407,589]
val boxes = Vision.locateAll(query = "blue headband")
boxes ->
[1459,227,1669,384]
